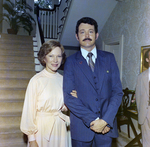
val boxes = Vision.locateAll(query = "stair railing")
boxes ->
[57,0,72,40]
[36,0,72,44]
[36,5,45,45]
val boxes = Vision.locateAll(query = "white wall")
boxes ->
[100,0,150,90]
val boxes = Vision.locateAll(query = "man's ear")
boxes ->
[75,34,79,41]
[96,33,99,40]
[146,58,149,63]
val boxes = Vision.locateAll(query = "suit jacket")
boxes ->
[136,69,149,125]
[63,49,123,142]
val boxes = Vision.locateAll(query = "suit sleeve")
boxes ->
[63,58,98,127]
[101,54,123,127]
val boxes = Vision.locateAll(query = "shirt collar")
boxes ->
[81,47,97,59]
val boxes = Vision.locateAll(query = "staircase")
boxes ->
[0,34,35,147]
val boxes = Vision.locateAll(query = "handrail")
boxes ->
[36,5,45,44]
[35,0,72,44]
[38,3,61,12]
[57,0,72,40]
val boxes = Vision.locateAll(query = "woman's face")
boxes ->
[44,47,63,73]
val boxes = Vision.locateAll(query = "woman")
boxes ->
[20,40,74,147]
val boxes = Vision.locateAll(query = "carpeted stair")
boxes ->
[0,34,35,147]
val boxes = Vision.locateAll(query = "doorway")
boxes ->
[103,35,124,82]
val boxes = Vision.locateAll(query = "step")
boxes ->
[0,70,35,79]
[0,88,25,100]
[0,79,29,88]
[33,36,36,41]
[0,35,33,44]
[0,48,34,56]
[0,125,27,147]
[0,125,21,134]
[0,33,32,41]
[0,34,33,50]
[0,40,33,46]
[0,55,34,63]
[0,101,23,113]
[0,62,35,70]
[33,41,37,46]
[34,51,38,57]
[33,46,39,52]
[0,141,27,147]
[0,112,21,126]
[0,43,33,50]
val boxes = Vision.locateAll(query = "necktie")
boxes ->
[87,52,94,72]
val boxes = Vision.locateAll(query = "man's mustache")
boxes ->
[83,38,92,41]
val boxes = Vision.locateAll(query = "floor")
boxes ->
[22,131,140,147]
[112,131,140,147]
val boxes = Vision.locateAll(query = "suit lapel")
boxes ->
[76,51,96,90]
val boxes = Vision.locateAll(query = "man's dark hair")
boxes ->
[144,49,150,68]
[75,17,98,35]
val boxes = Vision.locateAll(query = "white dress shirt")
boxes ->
[81,47,97,65]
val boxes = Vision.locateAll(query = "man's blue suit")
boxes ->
[63,49,123,142]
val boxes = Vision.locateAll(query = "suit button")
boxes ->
[96,98,98,101]
[96,111,100,114]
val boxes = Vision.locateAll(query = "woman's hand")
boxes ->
[70,90,77,98]
[29,140,39,147]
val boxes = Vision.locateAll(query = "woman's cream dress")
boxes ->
[20,69,70,147]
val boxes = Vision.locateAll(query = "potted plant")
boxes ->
[0,0,35,35]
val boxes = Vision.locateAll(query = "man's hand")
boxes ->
[70,90,77,98]
[102,126,110,134]
[90,119,107,133]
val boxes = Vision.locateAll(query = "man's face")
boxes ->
[146,51,150,67]
[76,23,99,52]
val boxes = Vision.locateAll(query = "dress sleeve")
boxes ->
[20,77,38,141]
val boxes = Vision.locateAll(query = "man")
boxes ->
[63,17,123,147]
[136,49,150,147]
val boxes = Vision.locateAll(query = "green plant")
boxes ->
[0,0,35,35]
